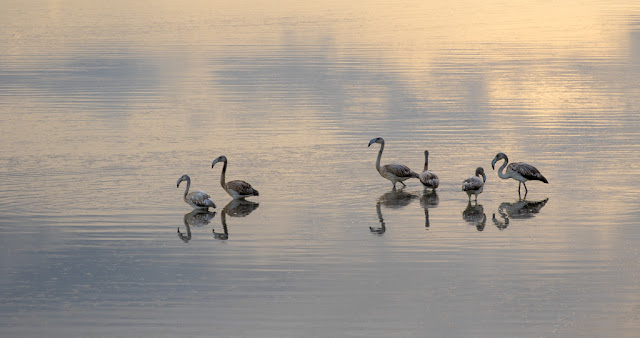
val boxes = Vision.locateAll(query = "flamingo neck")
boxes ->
[497,157,509,179]
[220,160,228,189]
[375,141,384,173]
[183,177,191,200]
[423,154,429,171]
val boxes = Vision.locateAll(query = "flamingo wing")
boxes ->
[383,164,418,178]
[419,170,439,188]
[509,162,548,183]
[462,176,483,191]
[187,190,216,208]
[226,180,259,196]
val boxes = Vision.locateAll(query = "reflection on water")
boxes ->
[370,188,419,234]
[491,213,510,230]
[420,190,439,229]
[370,201,386,234]
[178,210,217,243]
[214,199,260,240]
[492,198,548,230]
[377,188,419,209]
[222,199,260,218]
[462,202,487,231]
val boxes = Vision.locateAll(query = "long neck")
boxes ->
[423,153,429,171]
[220,160,228,189]
[375,141,384,172]
[497,156,509,179]
[183,177,191,200]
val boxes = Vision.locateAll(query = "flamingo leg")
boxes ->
[400,181,407,187]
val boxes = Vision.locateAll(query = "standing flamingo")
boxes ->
[419,150,439,191]
[211,155,259,199]
[368,137,418,188]
[491,152,548,195]
[176,174,216,209]
[462,167,486,202]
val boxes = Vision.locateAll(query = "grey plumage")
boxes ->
[383,163,418,179]
[508,162,548,183]
[462,176,484,192]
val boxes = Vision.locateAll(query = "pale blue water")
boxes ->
[1,1,640,337]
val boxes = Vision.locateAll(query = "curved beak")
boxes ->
[176,179,182,188]
[211,158,219,168]
[491,158,497,170]
[481,172,487,183]
[368,139,375,147]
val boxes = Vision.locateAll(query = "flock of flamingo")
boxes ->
[177,137,548,211]
[177,155,260,210]
[367,137,548,202]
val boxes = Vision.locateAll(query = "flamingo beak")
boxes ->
[211,159,219,168]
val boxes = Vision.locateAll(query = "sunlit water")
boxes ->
[1,0,640,337]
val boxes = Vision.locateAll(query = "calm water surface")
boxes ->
[1,0,640,337]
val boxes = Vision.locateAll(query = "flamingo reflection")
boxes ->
[370,188,418,234]
[213,199,260,240]
[492,213,510,230]
[420,190,439,229]
[370,201,386,234]
[178,210,216,243]
[492,198,549,228]
[462,201,487,231]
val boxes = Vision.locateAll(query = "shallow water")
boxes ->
[1,0,640,337]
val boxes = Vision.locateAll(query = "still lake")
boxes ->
[1,0,640,336]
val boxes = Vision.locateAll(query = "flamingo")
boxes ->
[419,150,439,191]
[462,167,486,202]
[368,137,418,188]
[491,152,548,195]
[211,155,259,199]
[176,174,216,209]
